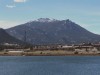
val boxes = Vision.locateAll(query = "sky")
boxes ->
[0,0,100,34]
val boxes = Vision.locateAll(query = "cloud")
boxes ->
[6,0,28,8]
[14,0,27,3]
[6,5,16,8]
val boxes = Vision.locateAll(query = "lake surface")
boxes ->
[0,56,100,75]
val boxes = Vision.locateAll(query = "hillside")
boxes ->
[0,28,23,44]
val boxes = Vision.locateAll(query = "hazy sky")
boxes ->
[0,0,100,34]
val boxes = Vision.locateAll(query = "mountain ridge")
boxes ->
[6,18,100,45]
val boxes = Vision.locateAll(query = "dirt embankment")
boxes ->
[0,50,100,56]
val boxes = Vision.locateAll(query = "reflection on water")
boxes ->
[0,56,100,75]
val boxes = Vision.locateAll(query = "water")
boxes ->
[0,56,100,75]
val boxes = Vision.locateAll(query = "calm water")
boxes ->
[0,56,100,75]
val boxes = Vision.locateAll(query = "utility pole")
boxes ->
[24,30,27,43]
[23,26,27,51]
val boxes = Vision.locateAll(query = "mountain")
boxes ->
[0,28,24,44]
[6,18,100,45]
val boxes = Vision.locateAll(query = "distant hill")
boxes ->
[0,28,24,44]
[6,18,100,45]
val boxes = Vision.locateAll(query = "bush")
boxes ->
[74,51,78,54]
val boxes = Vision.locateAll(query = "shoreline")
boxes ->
[0,52,100,56]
